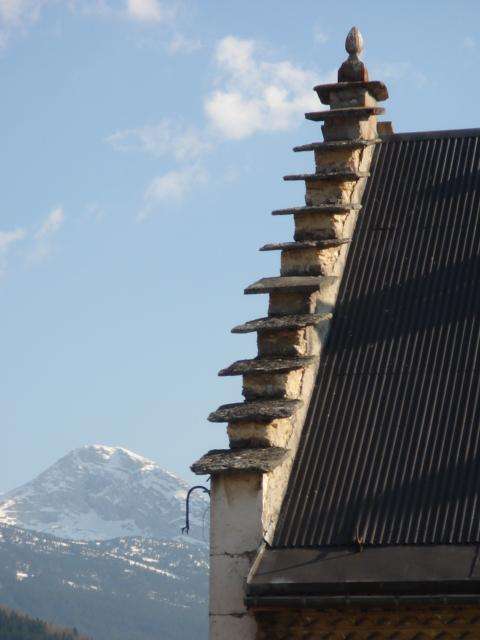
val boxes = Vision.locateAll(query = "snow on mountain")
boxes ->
[0,524,209,640]
[0,445,208,542]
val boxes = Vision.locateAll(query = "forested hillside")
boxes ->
[0,525,208,640]
[0,605,90,640]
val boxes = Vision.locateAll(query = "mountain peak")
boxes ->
[0,445,207,542]
[79,444,152,461]
[68,444,159,471]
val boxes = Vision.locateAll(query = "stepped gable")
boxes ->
[243,29,480,640]
[189,26,469,640]
[190,23,480,640]
[194,25,386,465]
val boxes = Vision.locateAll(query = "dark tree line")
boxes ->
[0,606,91,640]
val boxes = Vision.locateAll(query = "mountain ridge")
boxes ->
[0,523,208,640]
[0,445,208,542]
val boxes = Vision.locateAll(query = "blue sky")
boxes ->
[1,0,479,491]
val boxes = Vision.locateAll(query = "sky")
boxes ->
[1,0,479,491]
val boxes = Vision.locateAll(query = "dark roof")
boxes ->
[273,128,480,549]
[247,545,480,602]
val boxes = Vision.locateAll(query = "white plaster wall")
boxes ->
[209,473,264,640]
[210,473,263,556]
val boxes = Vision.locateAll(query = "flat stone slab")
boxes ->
[244,275,337,295]
[293,139,381,153]
[272,204,361,216]
[231,313,332,334]
[305,106,385,122]
[260,238,351,252]
[208,399,303,423]
[284,170,369,182]
[219,356,316,377]
[191,447,288,475]
[314,80,389,103]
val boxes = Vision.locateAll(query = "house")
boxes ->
[192,27,480,639]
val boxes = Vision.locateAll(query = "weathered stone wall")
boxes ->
[255,605,480,639]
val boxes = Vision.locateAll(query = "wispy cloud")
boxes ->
[139,165,207,220]
[0,0,178,48]
[313,26,329,45]
[462,36,476,51]
[29,206,65,263]
[370,61,427,89]
[36,205,64,238]
[0,0,47,25]
[0,0,50,47]
[106,118,211,161]
[166,31,201,55]
[109,35,329,150]
[0,227,26,276]
[204,35,329,140]
[107,34,333,219]
[84,202,106,221]
[0,207,67,277]
[126,0,166,23]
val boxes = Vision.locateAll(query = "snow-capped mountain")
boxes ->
[0,445,208,542]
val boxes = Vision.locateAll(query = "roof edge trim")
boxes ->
[384,127,480,141]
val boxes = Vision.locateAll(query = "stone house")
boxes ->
[192,27,480,639]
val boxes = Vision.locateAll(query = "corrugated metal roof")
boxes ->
[273,129,480,548]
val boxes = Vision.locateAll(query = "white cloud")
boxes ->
[0,207,66,275]
[106,118,211,161]
[36,206,64,238]
[29,206,65,263]
[463,36,476,51]
[106,35,334,219]
[139,165,207,220]
[167,32,201,55]
[370,61,427,88]
[126,0,164,22]
[77,1,117,18]
[0,227,26,276]
[85,202,106,221]
[0,0,51,47]
[0,228,25,250]
[0,0,45,25]
[204,35,327,140]
[0,0,177,48]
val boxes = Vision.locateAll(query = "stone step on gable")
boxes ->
[293,139,380,153]
[272,204,361,216]
[305,106,385,122]
[244,275,337,295]
[208,399,302,423]
[231,313,332,334]
[219,356,316,377]
[283,170,369,182]
[260,238,351,252]
[191,447,288,475]
[314,80,388,103]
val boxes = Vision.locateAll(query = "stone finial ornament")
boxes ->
[345,26,363,56]
[338,26,369,83]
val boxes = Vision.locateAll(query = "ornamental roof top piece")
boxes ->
[338,26,368,82]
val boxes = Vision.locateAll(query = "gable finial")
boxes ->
[338,26,369,83]
[345,26,363,56]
